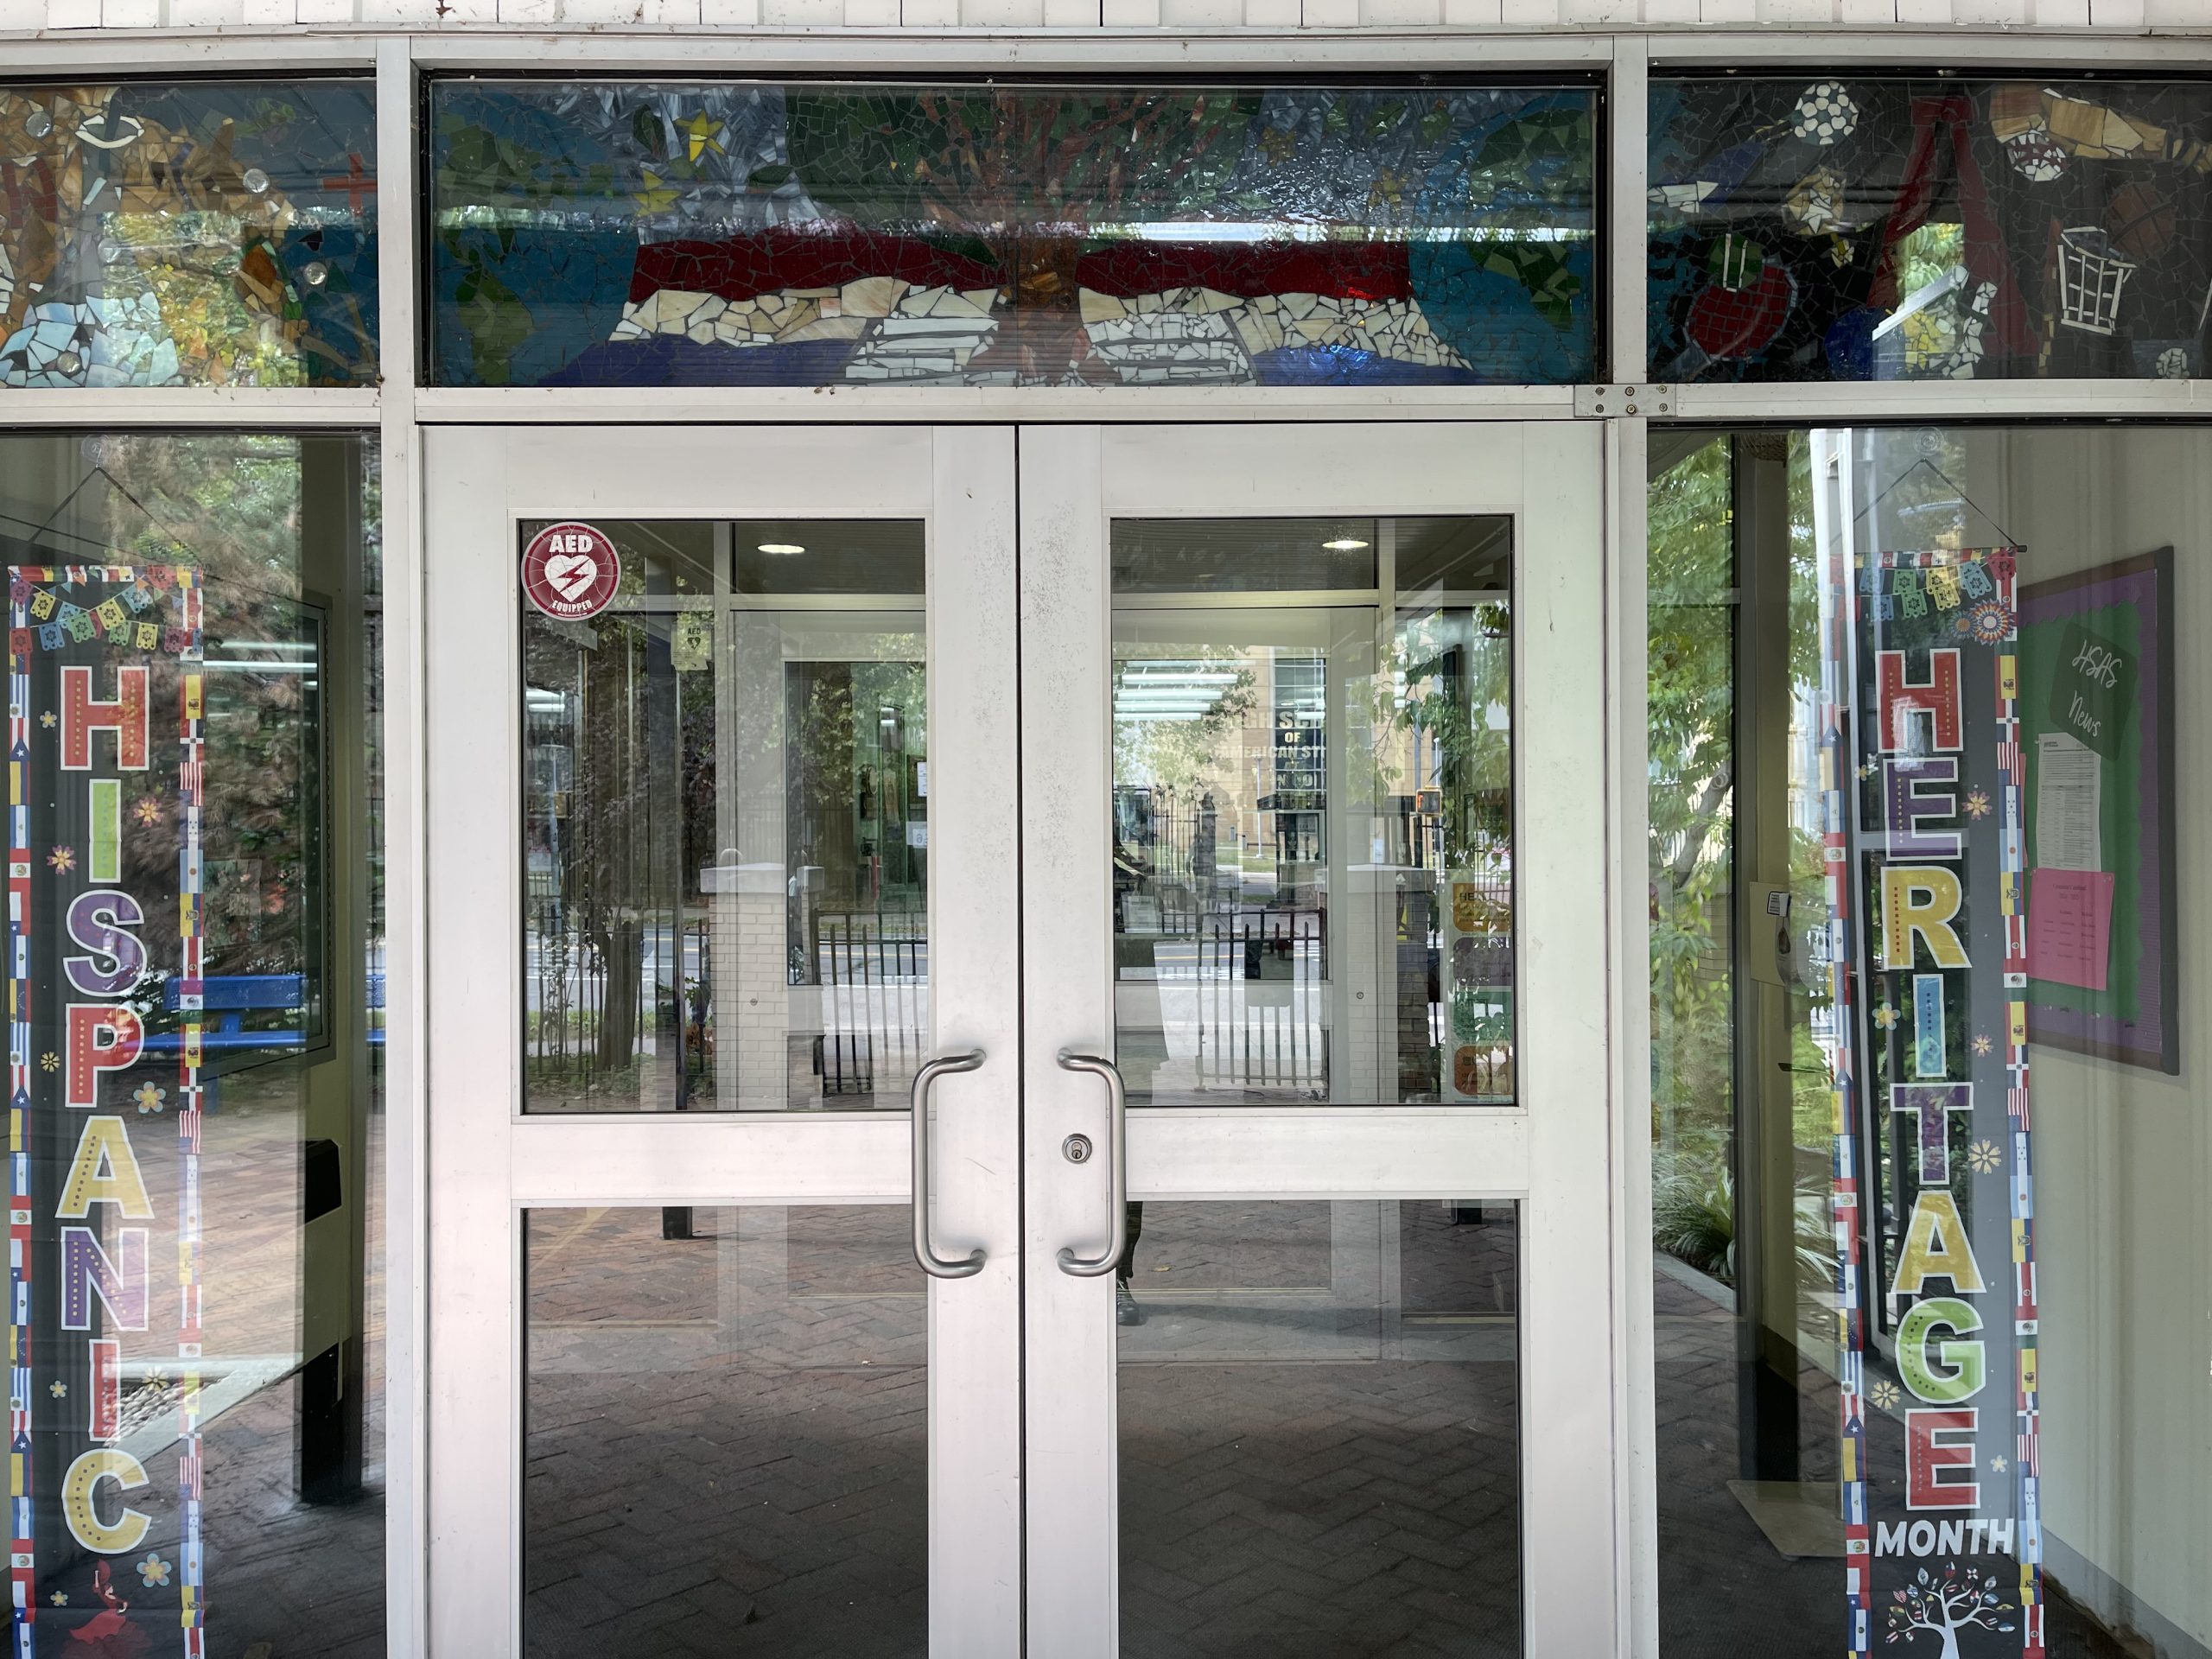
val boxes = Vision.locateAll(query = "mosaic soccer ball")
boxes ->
[1791,83,1859,146]
[2157,346,2192,379]
[2005,130,2068,183]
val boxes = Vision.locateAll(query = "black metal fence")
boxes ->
[805,911,928,1098]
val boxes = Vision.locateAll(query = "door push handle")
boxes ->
[912,1049,987,1280]
[1056,1052,1127,1278]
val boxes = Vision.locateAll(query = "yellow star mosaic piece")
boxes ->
[677,111,727,163]
[633,169,680,214]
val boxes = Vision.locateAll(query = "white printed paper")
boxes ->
[2036,732,2102,873]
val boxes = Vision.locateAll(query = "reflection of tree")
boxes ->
[1112,653,1257,799]
[582,628,648,1072]
[786,91,1255,381]
[90,437,320,1006]
[1379,607,1510,870]
[1647,436,1741,1185]
[1888,1563,2015,1657]
[787,658,925,914]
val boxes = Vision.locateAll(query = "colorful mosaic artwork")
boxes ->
[1649,79,2212,381]
[0,82,378,389]
[430,83,1595,388]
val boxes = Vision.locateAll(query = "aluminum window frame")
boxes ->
[3,29,2209,1659]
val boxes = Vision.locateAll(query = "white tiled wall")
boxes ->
[4,0,2208,25]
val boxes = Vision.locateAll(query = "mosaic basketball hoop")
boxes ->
[2055,226,2136,336]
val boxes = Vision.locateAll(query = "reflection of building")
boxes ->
[1262,655,1325,901]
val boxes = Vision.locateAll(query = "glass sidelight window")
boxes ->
[0,432,385,1651]
[1109,517,1514,1107]
[429,81,1597,390]
[519,519,929,1113]
[1648,425,2211,1657]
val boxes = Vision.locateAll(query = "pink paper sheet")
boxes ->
[2029,868,2117,993]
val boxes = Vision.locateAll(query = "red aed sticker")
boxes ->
[522,522,621,620]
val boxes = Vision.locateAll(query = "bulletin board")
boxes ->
[2018,548,2179,1074]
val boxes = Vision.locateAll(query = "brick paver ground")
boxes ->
[50,1075,392,1659]
[512,1205,2139,1659]
[1653,1266,2130,1658]
[524,1205,929,1659]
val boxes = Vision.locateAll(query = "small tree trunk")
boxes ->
[597,915,642,1072]
[969,235,1116,385]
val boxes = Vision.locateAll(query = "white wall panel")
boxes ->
[959,0,1046,23]
[1362,0,1441,23]
[7,0,2212,24]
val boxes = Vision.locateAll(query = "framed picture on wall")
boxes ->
[2018,547,2180,1074]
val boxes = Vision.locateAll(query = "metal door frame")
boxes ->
[421,423,1026,1656]
[1015,421,1626,1656]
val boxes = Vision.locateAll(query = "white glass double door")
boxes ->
[423,421,1623,1656]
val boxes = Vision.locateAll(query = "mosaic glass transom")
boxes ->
[429,81,1597,389]
[1649,78,2212,382]
[0,81,379,389]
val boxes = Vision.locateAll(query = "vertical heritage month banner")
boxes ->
[9,564,205,1656]
[1822,544,2044,1657]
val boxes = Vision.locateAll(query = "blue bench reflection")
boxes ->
[138,971,387,1052]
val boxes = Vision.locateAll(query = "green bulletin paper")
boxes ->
[2018,549,2179,1073]
[2044,620,2137,761]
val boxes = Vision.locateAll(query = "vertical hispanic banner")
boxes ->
[1824,543,2044,1657]
[8,563,203,1656]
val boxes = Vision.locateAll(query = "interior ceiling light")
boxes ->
[1322,537,1370,551]
[757,542,806,556]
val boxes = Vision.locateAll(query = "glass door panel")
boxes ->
[522,1205,929,1656]
[518,519,929,1116]
[1116,1198,1522,1656]
[1019,423,1616,1658]
[1109,516,1516,1111]
[427,426,1021,1658]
